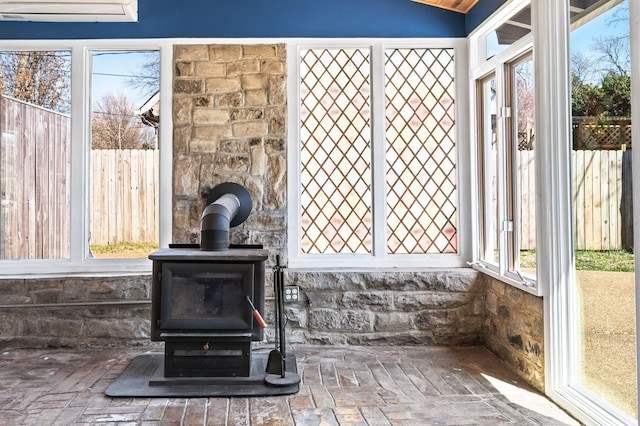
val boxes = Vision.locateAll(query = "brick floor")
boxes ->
[0,344,579,425]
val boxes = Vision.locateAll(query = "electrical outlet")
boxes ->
[284,286,299,302]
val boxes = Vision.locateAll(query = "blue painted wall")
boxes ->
[0,0,468,39]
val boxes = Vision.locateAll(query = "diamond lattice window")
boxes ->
[298,47,458,257]
[385,48,457,254]
[299,48,372,254]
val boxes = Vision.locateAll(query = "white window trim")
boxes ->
[472,0,638,422]
[468,0,540,296]
[532,0,638,425]
[286,38,471,269]
[0,39,173,277]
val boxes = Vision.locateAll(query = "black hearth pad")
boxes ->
[105,352,299,397]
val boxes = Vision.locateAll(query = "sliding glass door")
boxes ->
[569,0,637,419]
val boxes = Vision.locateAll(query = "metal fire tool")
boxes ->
[265,255,301,386]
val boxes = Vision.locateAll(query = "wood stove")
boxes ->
[106,182,299,397]
[149,246,267,377]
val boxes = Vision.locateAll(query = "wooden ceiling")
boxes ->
[412,0,480,14]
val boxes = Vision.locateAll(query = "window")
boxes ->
[0,41,170,275]
[477,53,536,290]
[0,50,71,260]
[289,42,465,268]
[89,50,160,259]
[471,0,537,292]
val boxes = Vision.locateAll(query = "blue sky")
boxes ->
[91,50,159,110]
[570,1,628,56]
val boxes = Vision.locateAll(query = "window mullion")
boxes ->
[494,66,510,276]
[286,45,302,261]
[158,43,173,249]
[371,44,386,259]
[505,65,517,273]
[69,45,91,263]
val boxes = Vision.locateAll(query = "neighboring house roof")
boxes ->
[136,91,159,128]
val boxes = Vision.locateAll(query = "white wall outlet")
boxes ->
[284,286,299,302]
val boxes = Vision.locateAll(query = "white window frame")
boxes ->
[0,39,173,276]
[473,0,639,423]
[536,0,639,424]
[468,0,539,295]
[286,39,471,269]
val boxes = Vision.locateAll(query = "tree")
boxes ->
[570,4,630,118]
[124,51,160,99]
[91,93,156,150]
[600,71,631,117]
[515,60,535,149]
[571,32,631,117]
[571,75,604,117]
[0,51,70,113]
[571,51,597,86]
[592,34,630,77]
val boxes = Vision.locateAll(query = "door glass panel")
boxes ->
[570,0,637,418]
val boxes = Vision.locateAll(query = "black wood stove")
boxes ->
[105,182,299,397]
[149,245,267,378]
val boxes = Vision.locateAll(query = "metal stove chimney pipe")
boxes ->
[200,182,252,251]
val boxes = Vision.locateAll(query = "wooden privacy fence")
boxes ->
[0,96,71,260]
[90,149,159,245]
[519,149,631,251]
[1,93,158,259]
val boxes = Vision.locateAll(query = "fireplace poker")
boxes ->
[246,296,267,329]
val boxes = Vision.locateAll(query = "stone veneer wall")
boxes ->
[283,270,486,346]
[483,276,545,391]
[0,275,152,349]
[172,43,287,247]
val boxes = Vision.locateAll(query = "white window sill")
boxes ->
[0,258,152,279]
[471,261,541,296]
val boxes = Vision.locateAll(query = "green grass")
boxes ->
[90,241,158,257]
[573,250,634,272]
[520,250,634,272]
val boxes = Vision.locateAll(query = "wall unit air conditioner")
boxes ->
[0,0,137,22]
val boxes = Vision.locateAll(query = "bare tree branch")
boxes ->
[91,93,156,150]
[124,51,160,99]
[1,51,70,113]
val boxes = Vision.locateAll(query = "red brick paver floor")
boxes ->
[0,345,579,425]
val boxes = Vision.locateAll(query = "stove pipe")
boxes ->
[200,182,252,251]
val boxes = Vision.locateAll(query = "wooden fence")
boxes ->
[0,96,71,260]
[519,149,630,251]
[90,149,159,245]
[1,94,159,258]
